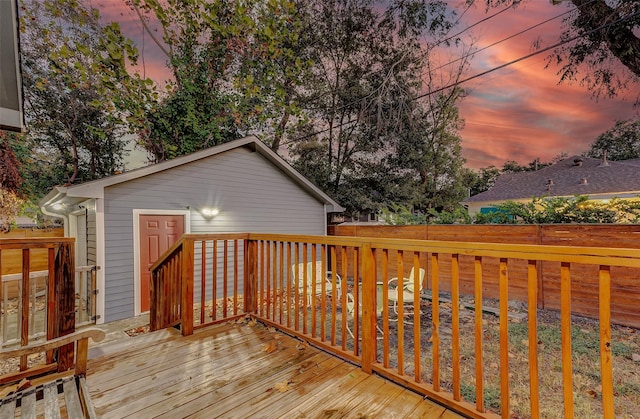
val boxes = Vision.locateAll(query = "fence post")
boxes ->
[361,243,376,374]
[181,238,194,336]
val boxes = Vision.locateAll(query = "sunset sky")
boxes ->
[99,0,640,170]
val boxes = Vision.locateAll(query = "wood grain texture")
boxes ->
[86,322,461,419]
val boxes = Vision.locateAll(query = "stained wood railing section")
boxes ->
[150,233,640,419]
[0,238,76,372]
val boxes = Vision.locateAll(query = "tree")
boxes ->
[485,0,640,99]
[465,165,500,196]
[552,0,640,100]
[0,132,22,193]
[585,119,640,160]
[19,0,155,187]
[289,0,462,215]
[391,89,469,212]
[132,0,310,160]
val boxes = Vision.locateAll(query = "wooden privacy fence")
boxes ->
[150,233,640,419]
[329,224,640,328]
[0,238,77,376]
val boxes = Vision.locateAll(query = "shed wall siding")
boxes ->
[87,203,97,265]
[102,147,326,322]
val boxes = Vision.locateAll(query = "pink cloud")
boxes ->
[93,1,639,169]
[455,1,639,168]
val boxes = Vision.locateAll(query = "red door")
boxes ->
[139,214,184,312]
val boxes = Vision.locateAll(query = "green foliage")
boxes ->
[19,0,156,188]
[484,1,640,99]
[379,204,426,226]
[134,0,310,159]
[427,207,472,224]
[475,196,640,224]
[585,119,640,161]
[289,0,467,215]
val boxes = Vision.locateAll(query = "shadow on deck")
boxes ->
[87,320,462,418]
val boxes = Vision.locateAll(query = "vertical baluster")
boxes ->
[432,253,440,391]
[21,248,29,370]
[266,241,271,320]
[560,262,573,418]
[201,240,206,325]
[452,254,460,399]
[233,240,239,316]
[285,242,291,328]
[279,242,284,325]
[259,241,265,317]
[340,246,347,351]
[320,245,327,341]
[333,246,342,347]
[212,241,217,321]
[397,251,404,376]
[302,243,308,335]
[311,245,317,337]
[598,265,614,419]
[499,258,509,419]
[474,256,485,412]
[353,247,359,355]
[413,252,421,384]
[381,249,390,368]
[527,260,540,417]
[223,240,228,318]
[294,242,300,331]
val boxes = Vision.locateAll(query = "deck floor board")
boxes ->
[87,322,462,418]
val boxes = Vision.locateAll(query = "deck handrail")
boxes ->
[0,327,106,384]
[149,232,638,419]
[0,238,78,380]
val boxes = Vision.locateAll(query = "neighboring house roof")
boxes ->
[41,136,344,212]
[465,156,640,203]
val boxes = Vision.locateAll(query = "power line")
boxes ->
[301,2,517,115]
[428,0,595,74]
[279,7,640,148]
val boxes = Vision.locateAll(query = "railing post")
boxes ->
[55,242,76,372]
[181,238,194,336]
[20,248,30,370]
[245,239,258,314]
[361,243,376,374]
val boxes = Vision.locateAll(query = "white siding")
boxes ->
[102,147,327,322]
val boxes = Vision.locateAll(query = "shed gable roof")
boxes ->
[466,156,640,203]
[42,136,344,212]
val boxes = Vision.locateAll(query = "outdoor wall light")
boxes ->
[201,207,219,218]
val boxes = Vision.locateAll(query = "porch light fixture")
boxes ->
[52,203,64,211]
[201,207,219,218]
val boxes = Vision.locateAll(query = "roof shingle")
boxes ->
[466,156,640,203]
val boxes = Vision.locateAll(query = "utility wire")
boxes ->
[428,0,596,74]
[279,7,640,148]
[302,1,588,124]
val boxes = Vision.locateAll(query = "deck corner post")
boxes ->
[181,238,195,336]
[361,243,376,374]
[55,241,76,372]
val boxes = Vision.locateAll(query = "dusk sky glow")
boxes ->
[99,0,640,170]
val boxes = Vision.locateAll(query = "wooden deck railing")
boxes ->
[0,238,76,371]
[150,233,640,419]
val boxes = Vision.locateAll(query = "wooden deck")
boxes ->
[86,321,462,418]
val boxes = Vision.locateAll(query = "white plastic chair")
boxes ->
[387,267,425,322]
[292,261,341,305]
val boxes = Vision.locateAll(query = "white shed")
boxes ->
[41,136,343,323]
